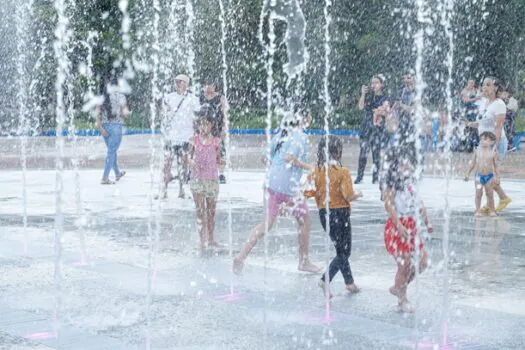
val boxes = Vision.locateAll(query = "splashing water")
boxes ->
[15,0,33,254]
[322,0,333,324]
[53,0,71,338]
[146,1,162,348]
[439,0,455,347]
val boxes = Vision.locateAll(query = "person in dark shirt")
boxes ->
[355,74,390,184]
[395,72,417,146]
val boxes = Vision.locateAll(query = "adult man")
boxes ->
[160,74,200,199]
[395,72,417,146]
[199,78,229,184]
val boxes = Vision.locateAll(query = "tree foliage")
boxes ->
[0,0,523,131]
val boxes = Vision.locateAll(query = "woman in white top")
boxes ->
[468,77,512,213]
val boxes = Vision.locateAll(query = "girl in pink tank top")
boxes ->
[189,115,223,251]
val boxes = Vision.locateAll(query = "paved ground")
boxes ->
[0,135,525,349]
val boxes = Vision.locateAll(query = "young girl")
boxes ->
[189,110,223,250]
[304,136,362,297]
[233,109,321,274]
[464,131,499,217]
[382,146,433,313]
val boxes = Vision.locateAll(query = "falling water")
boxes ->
[258,2,275,346]
[77,30,98,264]
[322,0,333,323]
[412,0,430,344]
[439,0,455,347]
[184,0,196,79]
[217,0,237,297]
[62,0,86,266]
[53,0,71,338]
[15,0,33,254]
[146,1,162,348]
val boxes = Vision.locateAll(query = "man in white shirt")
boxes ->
[160,74,200,199]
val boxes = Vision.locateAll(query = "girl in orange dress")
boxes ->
[382,146,433,312]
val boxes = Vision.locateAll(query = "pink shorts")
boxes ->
[266,188,309,219]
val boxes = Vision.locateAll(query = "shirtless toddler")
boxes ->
[464,131,499,217]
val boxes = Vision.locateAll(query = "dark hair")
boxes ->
[203,77,217,86]
[102,77,119,120]
[383,144,418,191]
[480,131,496,141]
[317,135,343,168]
[195,104,215,119]
[274,112,302,154]
[484,76,504,95]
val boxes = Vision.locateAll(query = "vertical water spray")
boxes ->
[15,0,33,254]
[53,0,71,338]
[217,0,236,297]
[439,0,455,346]
[322,0,333,324]
[412,0,430,344]
[185,0,196,79]
[146,1,162,348]
[258,2,275,346]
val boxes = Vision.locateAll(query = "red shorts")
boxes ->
[384,216,424,256]
[266,188,309,219]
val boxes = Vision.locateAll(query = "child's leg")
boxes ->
[485,181,497,216]
[178,151,187,198]
[205,196,218,245]
[192,193,207,248]
[296,212,321,272]
[234,190,277,263]
[163,151,174,197]
[407,249,428,285]
[474,181,483,216]
[391,254,412,301]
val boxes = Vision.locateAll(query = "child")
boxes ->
[304,136,362,297]
[189,110,224,250]
[464,131,499,217]
[383,145,433,313]
[233,109,321,274]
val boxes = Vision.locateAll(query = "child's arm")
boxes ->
[464,152,477,181]
[383,189,409,239]
[284,154,313,171]
[303,171,317,198]
[187,136,196,166]
[419,201,433,233]
[342,170,362,204]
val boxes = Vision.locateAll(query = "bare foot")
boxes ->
[233,258,244,275]
[154,192,168,200]
[488,211,498,217]
[208,241,224,248]
[298,260,323,273]
[318,280,333,299]
[474,211,483,218]
[389,286,403,298]
[398,301,415,313]
[346,283,361,293]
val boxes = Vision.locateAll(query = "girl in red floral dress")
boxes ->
[382,146,433,313]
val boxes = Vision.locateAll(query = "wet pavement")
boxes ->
[0,163,525,349]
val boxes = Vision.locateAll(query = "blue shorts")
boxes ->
[476,173,494,186]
